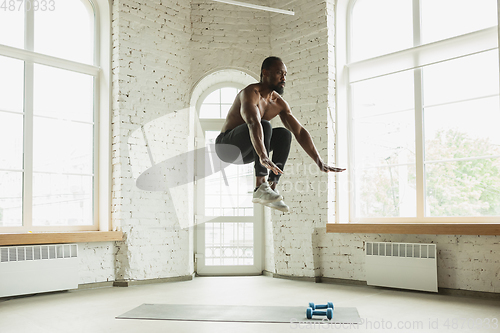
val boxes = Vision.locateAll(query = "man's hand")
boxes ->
[318,160,346,173]
[260,156,284,175]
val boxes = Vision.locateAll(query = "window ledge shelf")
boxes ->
[326,223,500,235]
[0,231,123,246]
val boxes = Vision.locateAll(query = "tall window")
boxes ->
[197,85,255,266]
[0,0,102,232]
[191,73,264,274]
[339,0,500,222]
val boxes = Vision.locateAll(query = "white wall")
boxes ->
[316,232,500,293]
[110,0,193,282]
[79,0,272,284]
[78,242,115,284]
[264,0,500,294]
[266,0,333,277]
[190,0,272,84]
[77,0,499,294]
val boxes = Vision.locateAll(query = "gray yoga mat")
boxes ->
[116,304,361,324]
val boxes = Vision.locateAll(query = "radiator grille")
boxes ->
[0,244,78,263]
[0,244,79,297]
[365,241,438,292]
[366,242,436,259]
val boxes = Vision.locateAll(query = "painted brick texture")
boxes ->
[75,0,500,294]
[78,242,115,284]
[106,0,272,283]
[267,0,332,277]
[316,231,500,293]
[265,0,500,294]
[111,0,193,282]
[190,0,271,86]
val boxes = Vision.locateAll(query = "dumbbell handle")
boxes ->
[309,302,334,310]
[312,310,328,315]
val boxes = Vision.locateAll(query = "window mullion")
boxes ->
[414,69,425,220]
[22,62,34,230]
[413,0,425,219]
[412,0,421,46]
[22,7,35,230]
[346,81,356,221]
[25,4,34,51]
[93,75,100,230]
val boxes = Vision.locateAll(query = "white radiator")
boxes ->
[0,244,79,298]
[365,242,438,293]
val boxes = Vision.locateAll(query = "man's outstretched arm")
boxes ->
[279,101,345,173]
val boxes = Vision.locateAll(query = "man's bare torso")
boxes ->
[220,83,284,133]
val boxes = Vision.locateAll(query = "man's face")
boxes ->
[266,61,287,95]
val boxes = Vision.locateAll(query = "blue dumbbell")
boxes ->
[308,302,334,310]
[306,307,333,320]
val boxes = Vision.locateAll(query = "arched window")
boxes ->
[198,85,240,119]
[0,0,111,232]
[336,0,500,223]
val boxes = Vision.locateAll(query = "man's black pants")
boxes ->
[215,119,292,183]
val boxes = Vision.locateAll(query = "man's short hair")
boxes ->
[260,56,283,82]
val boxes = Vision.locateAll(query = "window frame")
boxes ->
[0,0,112,234]
[195,82,252,219]
[333,0,500,231]
[196,82,242,120]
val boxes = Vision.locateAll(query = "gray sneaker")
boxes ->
[252,182,283,204]
[264,189,290,212]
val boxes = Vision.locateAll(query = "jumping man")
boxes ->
[215,56,346,212]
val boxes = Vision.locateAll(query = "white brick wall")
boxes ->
[106,0,272,283]
[267,0,332,277]
[190,0,271,85]
[78,242,115,284]
[110,0,193,282]
[75,0,500,294]
[265,0,500,294]
[315,231,500,293]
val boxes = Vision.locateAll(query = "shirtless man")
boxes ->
[215,56,345,212]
